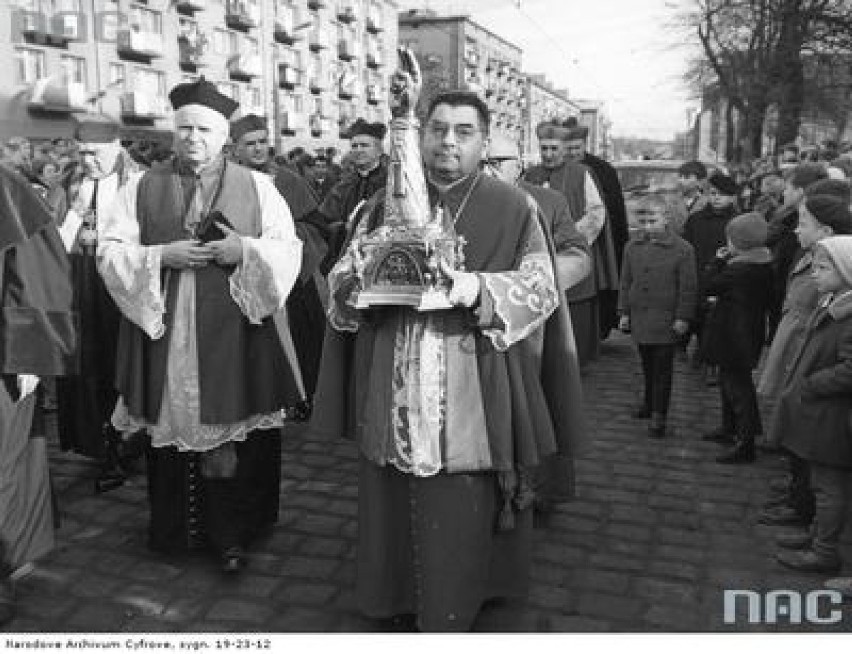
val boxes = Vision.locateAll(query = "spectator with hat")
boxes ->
[54,113,143,493]
[523,119,608,369]
[699,212,774,463]
[682,170,740,383]
[766,163,829,338]
[317,117,388,270]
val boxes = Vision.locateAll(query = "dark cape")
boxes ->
[582,153,629,337]
[310,174,587,630]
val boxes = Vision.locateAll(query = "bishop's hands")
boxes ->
[389,47,422,119]
[440,260,480,308]
[161,223,243,270]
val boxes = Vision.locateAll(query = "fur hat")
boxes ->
[805,195,852,235]
[347,118,386,140]
[789,162,828,191]
[535,120,569,141]
[708,171,738,196]
[816,235,852,287]
[726,212,768,251]
[678,160,708,180]
[230,114,267,142]
[566,125,589,141]
[169,77,238,119]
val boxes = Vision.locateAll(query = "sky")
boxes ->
[395,0,697,140]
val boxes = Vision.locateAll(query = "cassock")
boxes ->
[0,163,76,569]
[54,149,141,459]
[524,160,618,366]
[312,172,585,631]
[98,156,303,556]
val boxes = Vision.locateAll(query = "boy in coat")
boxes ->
[618,191,697,438]
[774,236,852,574]
[700,212,774,463]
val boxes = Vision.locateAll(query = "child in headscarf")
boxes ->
[774,236,852,574]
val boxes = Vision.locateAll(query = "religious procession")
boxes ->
[4,0,852,637]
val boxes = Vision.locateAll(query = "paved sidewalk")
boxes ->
[4,332,852,633]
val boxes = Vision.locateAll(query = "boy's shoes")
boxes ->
[776,550,841,574]
[630,404,651,419]
[758,505,811,527]
[775,531,812,550]
[702,427,734,444]
[716,438,755,464]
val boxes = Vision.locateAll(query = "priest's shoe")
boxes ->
[775,531,812,550]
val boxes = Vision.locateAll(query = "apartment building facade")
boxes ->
[1,0,398,152]
[397,11,525,151]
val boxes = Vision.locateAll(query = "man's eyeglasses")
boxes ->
[424,122,481,142]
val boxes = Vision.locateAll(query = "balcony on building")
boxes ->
[178,34,206,70]
[309,27,331,51]
[227,53,262,80]
[366,83,381,105]
[309,70,330,93]
[366,44,383,69]
[338,36,357,61]
[365,5,383,33]
[307,0,328,9]
[278,63,303,90]
[274,13,306,44]
[121,91,168,121]
[19,12,82,45]
[336,0,357,23]
[280,109,306,135]
[338,78,357,100]
[27,77,89,113]
[225,0,260,30]
[117,29,165,60]
[175,0,206,12]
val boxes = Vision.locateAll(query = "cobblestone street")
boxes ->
[4,331,852,633]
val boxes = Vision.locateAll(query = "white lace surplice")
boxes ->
[100,170,303,451]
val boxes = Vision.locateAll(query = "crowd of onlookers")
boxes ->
[0,135,366,207]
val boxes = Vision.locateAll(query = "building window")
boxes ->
[132,67,165,97]
[108,62,125,89]
[60,54,87,87]
[129,6,162,34]
[178,17,198,40]
[247,85,262,109]
[15,47,45,84]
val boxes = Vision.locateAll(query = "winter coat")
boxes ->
[618,230,697,344]
[758,251,820,397]
[699,248,774,369]
[682,203,736,295]
[773,291,852,468]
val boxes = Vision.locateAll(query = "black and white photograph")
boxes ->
[2,0,852,644]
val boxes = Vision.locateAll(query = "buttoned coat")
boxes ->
[618,230,697,344]
[774,292,852,468]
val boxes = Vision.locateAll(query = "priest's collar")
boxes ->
[427,171,480,212]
